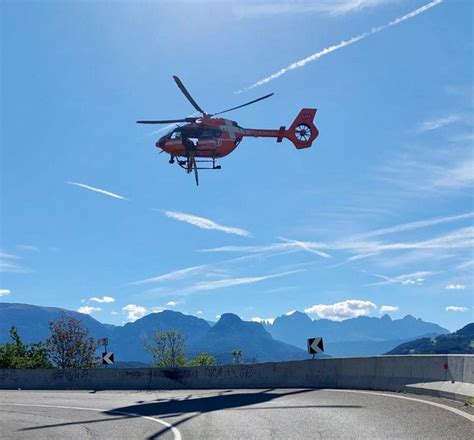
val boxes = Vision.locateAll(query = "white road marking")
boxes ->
[326,389,474,422]
[0,403,182,440]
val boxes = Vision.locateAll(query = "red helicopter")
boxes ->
[137,76,319,185]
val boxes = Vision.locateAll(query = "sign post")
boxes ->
[307,337,324,359]
[98,338,114,366]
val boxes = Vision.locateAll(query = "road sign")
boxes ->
[307,337,324,355]
[102,352,114,365]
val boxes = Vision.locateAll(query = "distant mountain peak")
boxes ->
[212,313,247,331]
[381,314,392,321]
[218,313,242,323]
[274,310,312,323]
[211,313,271,340]
[403,314,416,321]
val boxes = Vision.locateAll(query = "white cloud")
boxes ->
[238,0,442,91]
[350,227,474,262]
[215,314,221,320]
[445,284,466,290]
[17,245,39,252]
[205,226,473,261]
[445,306,468,312]
[278,238,332,258]
[179,270,304,295]
[202,241,330,258]
[166,301,177,307]
[0,289,11,297]
[122,304,148,321]
[434,159,474,190]
[415,114,463,132]
[67,181,128,200]
[378,144,474,194]
[163,210,251,237]
[232,0,399,18]
[305,299,377,321]
[458,260,474,270]
[111,311,119,315]
[367,271,433,286]
[356,212,474,239]
[196,310,203,315]
[89,296,115,303]
[78,306,101,314]
[328,0,399,15]
[379,305,399,313]
[0,251,25,273]
[250,317,275,325]
[130,264,208,285]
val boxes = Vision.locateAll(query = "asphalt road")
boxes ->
[0,388,472,439]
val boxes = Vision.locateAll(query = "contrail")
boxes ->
[67,182,128,200]
[238,0,443,92]
[162,210,252,237]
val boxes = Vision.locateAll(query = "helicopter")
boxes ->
[137,76,319,185]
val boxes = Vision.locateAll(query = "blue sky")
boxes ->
[1,0,472,331]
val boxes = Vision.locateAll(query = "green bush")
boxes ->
[189,352,217,366]
[143,329,187,367]
[0,327,51,368]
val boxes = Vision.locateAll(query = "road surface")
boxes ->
[0,388,472,439]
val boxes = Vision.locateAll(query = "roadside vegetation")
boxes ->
[0,314,98,369]
[142,328,219,367]
[0,319,245,368]
[0,327,51,368]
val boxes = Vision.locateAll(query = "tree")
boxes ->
[232,349,243,365]
[0,326,51,368]
[143,329,187,367]
[189,352,217,367]
[47,314,99,368]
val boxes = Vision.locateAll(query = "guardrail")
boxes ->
[0,355,472,393]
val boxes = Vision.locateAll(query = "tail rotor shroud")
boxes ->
[294,124,312,142]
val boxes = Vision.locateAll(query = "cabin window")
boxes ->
[201,129,221,138]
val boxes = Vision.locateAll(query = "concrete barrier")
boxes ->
[1,355,473,396]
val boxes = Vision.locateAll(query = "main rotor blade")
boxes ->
[173,75,205,114]
[211,93,274,117]
[136,118,196,124]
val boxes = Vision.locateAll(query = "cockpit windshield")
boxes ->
[169,129,182,140]
[167,126,222,140]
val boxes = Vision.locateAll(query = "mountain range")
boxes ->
[0,302,452,363]
[0,303,307,364]
[263,311,449,356]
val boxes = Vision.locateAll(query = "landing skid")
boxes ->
[171,155,222,186]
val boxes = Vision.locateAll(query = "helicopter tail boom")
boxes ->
[241,108,319,149]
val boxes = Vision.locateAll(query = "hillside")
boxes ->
[387,323,474,355]
[0,303,307,364]
[0,303,112,344]
[193,313,311,364]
